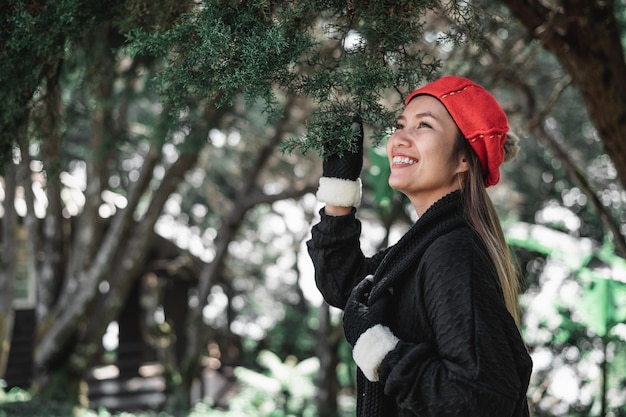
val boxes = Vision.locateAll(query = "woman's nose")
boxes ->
[389,131,410,147]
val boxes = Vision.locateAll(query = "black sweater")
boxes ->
[307,191,532,417]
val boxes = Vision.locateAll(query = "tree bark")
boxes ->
[33,24,119,387]
[314,304,342,417]
[0,158,18,378]
[37,62,66,323]
[500,0,626,188]
[0,116,33,379]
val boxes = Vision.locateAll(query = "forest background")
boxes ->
[1,0,626,416]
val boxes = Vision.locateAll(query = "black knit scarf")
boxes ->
[357,191,467,417]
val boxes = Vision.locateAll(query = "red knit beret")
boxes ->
[405,76,509,187]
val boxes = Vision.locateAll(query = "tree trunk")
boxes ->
[37,62,66,323]
[32,25,118,394]
[500,0,626,188]
[73,149,200,372]
[31,22,170,402]
[1,115,35,379]
[0,159,18,378]
[38,365,88,407]
[315,304,342,417]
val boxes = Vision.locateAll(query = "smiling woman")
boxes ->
[307,76,532,417]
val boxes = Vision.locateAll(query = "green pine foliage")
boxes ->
[0,0,187,173]
[126,0,445,158]
[1,0,493,166]
[0,0,81,172]
[127,0,315,111]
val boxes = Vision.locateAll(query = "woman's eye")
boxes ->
[418,121,431,128]
[395,123,404,130]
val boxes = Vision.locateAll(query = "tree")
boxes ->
[0,0,207,404]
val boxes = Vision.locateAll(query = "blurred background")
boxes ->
[1,1,625,416]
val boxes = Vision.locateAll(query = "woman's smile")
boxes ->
[391,155,418,166]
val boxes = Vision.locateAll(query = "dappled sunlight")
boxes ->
[102,321,119,352]
[91,365,120,381]
[536,202,581,232]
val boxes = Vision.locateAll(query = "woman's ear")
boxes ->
[456,155,469,174]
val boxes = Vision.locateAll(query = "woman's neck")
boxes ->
[408,185,461,217]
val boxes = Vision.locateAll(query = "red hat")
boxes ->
[405,76,509,187]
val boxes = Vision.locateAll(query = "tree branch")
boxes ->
[527,77,626,258]
[181,94,311,394]
[501,0,626,188]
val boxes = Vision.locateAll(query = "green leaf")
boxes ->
[578,271,626,337]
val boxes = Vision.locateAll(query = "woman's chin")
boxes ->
[388,179,408,194]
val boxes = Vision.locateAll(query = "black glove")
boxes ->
[322,114,364,181]
[343,276,391,347]
[316,114,364,207]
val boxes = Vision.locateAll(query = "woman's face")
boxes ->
[386,95,468,215]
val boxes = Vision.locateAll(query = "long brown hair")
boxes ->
[453,133,522,328]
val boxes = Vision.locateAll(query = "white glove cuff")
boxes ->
[353,324,399,382]
[316,177,362,207]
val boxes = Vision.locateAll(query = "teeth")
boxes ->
[393,156,417,165]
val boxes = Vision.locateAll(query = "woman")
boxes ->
[307,76,532,417]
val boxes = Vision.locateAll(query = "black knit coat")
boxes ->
[307,191,532,417]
